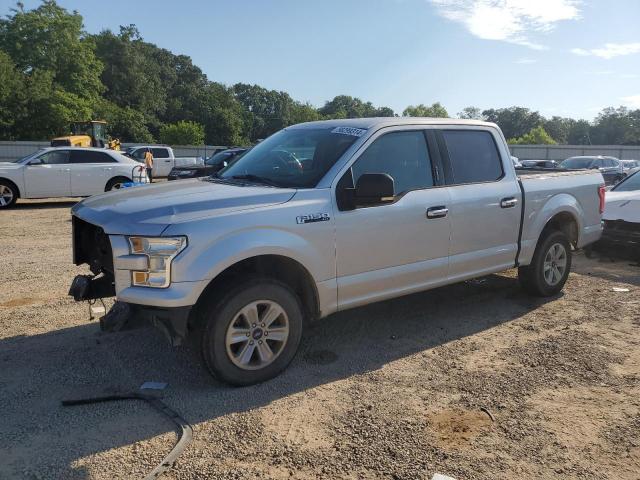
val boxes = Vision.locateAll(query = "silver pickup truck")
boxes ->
[69,118,605,385]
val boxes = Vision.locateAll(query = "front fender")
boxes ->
[170,227,333,284]
[519,193,583,265]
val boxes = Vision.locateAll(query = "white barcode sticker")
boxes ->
[331,127,367,137]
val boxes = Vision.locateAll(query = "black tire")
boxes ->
[0,179,18,208]
[518,230,572,297]
[105,176,130,192]
[200,278,303,386]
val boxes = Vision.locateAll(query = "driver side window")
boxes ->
[351,131,434,196]
[38,151,70,165]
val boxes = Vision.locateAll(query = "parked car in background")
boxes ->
[520,160,559,169]
[69,118,604,385]
[168,148,248,181]
[621,159,640,171]
[124,145,203,178]
[0,147,147,208]
[599,170,640,252]
[560,156,625,185]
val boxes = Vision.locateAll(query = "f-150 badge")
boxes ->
[296,213,330,224]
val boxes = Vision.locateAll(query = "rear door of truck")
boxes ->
[436,127,523,281]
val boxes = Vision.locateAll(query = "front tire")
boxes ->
[0,180,18,208]
[518,230,572,297]
[200,279,303,386]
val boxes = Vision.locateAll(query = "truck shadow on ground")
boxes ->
[0,273,555,479]
[14,199,79,210]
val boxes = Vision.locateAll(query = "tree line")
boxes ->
[1,1,639,146]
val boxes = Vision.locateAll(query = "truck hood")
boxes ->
[604,190,640,223]
[72,179,296,236]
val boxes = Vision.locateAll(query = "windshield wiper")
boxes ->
[228,174,279,187]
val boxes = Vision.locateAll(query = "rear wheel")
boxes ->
[105,176,130,192]
[0,180,18,208]
[519,230,572,296]
[200,279,303,386]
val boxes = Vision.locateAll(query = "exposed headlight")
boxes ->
[128,236,187,288]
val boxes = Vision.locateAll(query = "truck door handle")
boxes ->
[426,206,448,219]
[500,197,518,208]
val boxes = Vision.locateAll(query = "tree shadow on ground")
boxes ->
[0,273,558,479]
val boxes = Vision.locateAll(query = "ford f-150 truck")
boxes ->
[69,118,605,386]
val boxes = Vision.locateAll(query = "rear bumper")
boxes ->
[578,223,604,249]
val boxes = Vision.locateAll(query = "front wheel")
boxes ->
[200,279,303,386]
[518,230,572,297]
[0,181,18,208]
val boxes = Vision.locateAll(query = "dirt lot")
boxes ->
[1,198,639,480]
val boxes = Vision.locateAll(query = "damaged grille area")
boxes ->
[72,216,114,275]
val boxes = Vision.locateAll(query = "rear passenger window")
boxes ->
[442,130,503,184]
[70,151,116,163]
[151,148,170,158]
[352,131,433,195]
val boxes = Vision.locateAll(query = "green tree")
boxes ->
[159,120,205,145]
[482,107,544,141]
[508,126,557,145]
[590,107,636,145]
[319,95,394,119]
[0,49,25,139]
[94,98,154,143]
[567,119,592,145]
[543,116,572,144]
[403,102,448,117]
[457,106,484,120]
[0,0,103,99]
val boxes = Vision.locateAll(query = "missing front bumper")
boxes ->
[100,301,192,347]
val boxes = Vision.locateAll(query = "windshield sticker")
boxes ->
[331,127,367,137]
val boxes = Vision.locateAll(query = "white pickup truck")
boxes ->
[124,145,203,178]
[69,118,605,385]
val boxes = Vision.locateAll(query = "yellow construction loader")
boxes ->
[51,121,121,150]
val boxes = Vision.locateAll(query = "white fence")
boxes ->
[510,144,640,161]
[0,141,228,162]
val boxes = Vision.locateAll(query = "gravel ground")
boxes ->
[0,198,639,480]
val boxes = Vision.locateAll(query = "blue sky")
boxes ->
[4,0,640,120]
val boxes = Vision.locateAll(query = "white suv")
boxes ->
[0,147,148,208]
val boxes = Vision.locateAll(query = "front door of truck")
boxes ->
[437,128,522,281]
[333,128,451,310]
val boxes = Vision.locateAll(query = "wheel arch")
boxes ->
[540,210,579,248]
[0,177,21,198]
[105,175,131,191]
[189,254,320,332]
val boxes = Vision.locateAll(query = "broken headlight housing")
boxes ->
[128,236,187,288]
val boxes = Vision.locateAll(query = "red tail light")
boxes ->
[598,185,606,214]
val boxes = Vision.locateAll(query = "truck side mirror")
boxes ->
[354,173,395,207]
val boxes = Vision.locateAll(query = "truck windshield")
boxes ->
[561,157,594,169]
[217,128,361,188]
